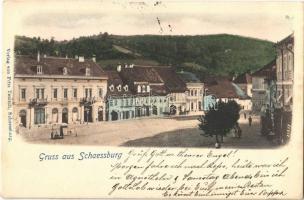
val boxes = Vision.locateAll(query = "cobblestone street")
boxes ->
[19,115,275,148]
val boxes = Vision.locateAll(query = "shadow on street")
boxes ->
[121,124,277,149]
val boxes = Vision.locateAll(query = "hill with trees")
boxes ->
[14,33,276,78]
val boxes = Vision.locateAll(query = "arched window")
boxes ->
[52,108,58,114]
[19,109,27,127]
[62,108,68,114]
[52,108,58,123]
[137,85,141,93]
[19,109,27,117]
[72,107,78,122]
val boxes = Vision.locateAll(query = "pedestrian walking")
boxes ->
[237,126,242,138]
[248,116,252,126]
[244,113,247,119]
[234,123,242,138]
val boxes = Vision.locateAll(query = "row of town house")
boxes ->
[14,54,208,128]
[15,32,290,130]
[229,34,294,114]
[232,33,294,143]
[234,33,294,114]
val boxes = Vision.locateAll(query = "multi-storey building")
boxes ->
[177,71,204,115]
[153,67,187,115]
[118,64,170,117]
[106,69,170,121]
[105,71,134,121]
[14,54,108,129]
[106,65,170,121]
[251,60,276,113]
[258,34,294,143]
[275,33,294,111]
[108,64,188,119]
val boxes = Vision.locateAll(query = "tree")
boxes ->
[198,100,241,148]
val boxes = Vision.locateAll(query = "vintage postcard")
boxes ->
[1,0,303,199]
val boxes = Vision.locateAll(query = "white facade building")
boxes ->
[14,55,108,129]
[177,71,204,115]
[275,33,294,111]
[251,60,276,113]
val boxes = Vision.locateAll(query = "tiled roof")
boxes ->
[106,71,132,96]
[251,59,276,80]
[177,71,201,83]
[119,65,187,95]
[276,33,294,46]
[150,84,167,96]
[233,73,252,84]
[119,65,163,83]
[15,55,107,78]
[205,76,248,99]
[154,67,187,93]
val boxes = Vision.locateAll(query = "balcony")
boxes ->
[80,97,97,106]
[29,98,48,107]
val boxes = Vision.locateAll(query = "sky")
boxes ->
[6,0,301,42]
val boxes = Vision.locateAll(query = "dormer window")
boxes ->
[117,84,121,91]
[63,67,68,75]
[147,85,150,93]
[124,85,128,91]
[142,85,146,93]
[37,65,42,74]
[109,84,114,92]
[137,85,141,93]
[85,67,90,76]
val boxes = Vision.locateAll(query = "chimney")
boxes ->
[37,51,40,62]
[78,56,84,62]
[92,55,96,63]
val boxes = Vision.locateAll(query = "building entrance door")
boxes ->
[152,105,157,115]
[136,108,141,117]
[84,106,93,122]
[146,106,150,116]
[111,111,118,121]
[62,108,68,124]
[34,107,45,124]
[170,105,177,115]
[98,107,103,121]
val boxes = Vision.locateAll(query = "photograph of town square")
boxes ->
[13,33,293,148]
[12,3,294,148]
